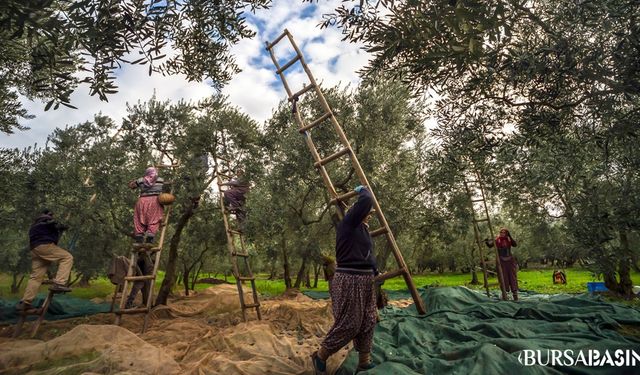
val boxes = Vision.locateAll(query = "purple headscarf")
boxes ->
[142,167,158,187]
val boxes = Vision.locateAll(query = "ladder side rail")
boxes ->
[142,203,173,332]
[215,161,250,321]
[30,291,54,338]
[474,169,507,300]
[472,221,491,297]
[265,41,294,98]
[464,178,490,297]
[115,251,137,325]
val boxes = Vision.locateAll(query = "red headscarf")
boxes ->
[495,228,513,248]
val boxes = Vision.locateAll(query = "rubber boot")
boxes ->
[125,292,137,309]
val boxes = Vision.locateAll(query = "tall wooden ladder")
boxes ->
[113,164,177,332]
[462,168,507,300]
[265,29,426,315]
[214,157,261,321]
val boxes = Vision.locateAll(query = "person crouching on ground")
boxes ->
[312,185,377,374]
[129,166,165,244]
[16,209,73,310]
[485,228,519,300]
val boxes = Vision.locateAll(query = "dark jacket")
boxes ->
[335,187,377,272]
[29,214,68,249]
[136,177,164,196]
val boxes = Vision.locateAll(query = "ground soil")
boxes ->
[0,284,361,375]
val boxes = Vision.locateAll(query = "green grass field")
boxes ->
[2,267,637,301]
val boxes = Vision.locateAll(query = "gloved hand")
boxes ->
[354,185,366,193]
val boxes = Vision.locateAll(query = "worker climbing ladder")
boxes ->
[113,163,177,333]
[214,156,261,321]
[265,29,426,315]
[462,167,507,300]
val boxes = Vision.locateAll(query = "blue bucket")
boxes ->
[587,282,608,293]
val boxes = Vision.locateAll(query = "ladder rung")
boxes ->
[243,303,260,308]
[471,199,484,203]
[290,83,315,101]
[314,148,351,168]
[369,227,388,238]
[238,276,255,281]
[125,275,155,281]
[473,218,490,223]
[329,190,359,206]
[115,307,149,315]
[299,112,332,133]
[265,30,288,50]
[233,252,250,257]
[132,243,154,250]
[133,247,161,253]
[375,268,406,282]
[155,164,180,169]
[276,55,300,74]
[228,229,243,235]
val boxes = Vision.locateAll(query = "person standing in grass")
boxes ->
[486,228,519,300]
[312,185,377,374]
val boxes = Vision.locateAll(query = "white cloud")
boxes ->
[0,0,371,149]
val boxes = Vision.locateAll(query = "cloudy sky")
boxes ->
[0,0,371,149]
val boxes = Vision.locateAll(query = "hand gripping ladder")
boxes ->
[214,157,261,321]
[266,29,426,315]
[463,168,507,300]
[113,163,178,332]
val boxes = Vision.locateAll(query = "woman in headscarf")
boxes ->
[128,167,165,244]
[486,228,519,301]
[311,185,378,374]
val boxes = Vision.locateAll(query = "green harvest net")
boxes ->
[307,287,640,375]
[0,294,112,324]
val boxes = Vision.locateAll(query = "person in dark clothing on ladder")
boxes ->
[220,169,250,228]
[312,186,378,374]
[16,209,73,311]
[125,253,153,309]
[485,228,519,300]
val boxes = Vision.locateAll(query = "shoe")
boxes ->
[356,362,376,372]
[49,283,72,293]
[15,301,33,311]
[311,351,327,375]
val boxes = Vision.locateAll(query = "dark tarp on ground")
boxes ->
[0,294,112,324]
[334,287,640,375]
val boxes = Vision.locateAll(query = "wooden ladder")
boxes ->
[13,288,70,338]
[265,29,426,315]
[463,168,507,300]
[214,157,261,322]
[113,164,177,332]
